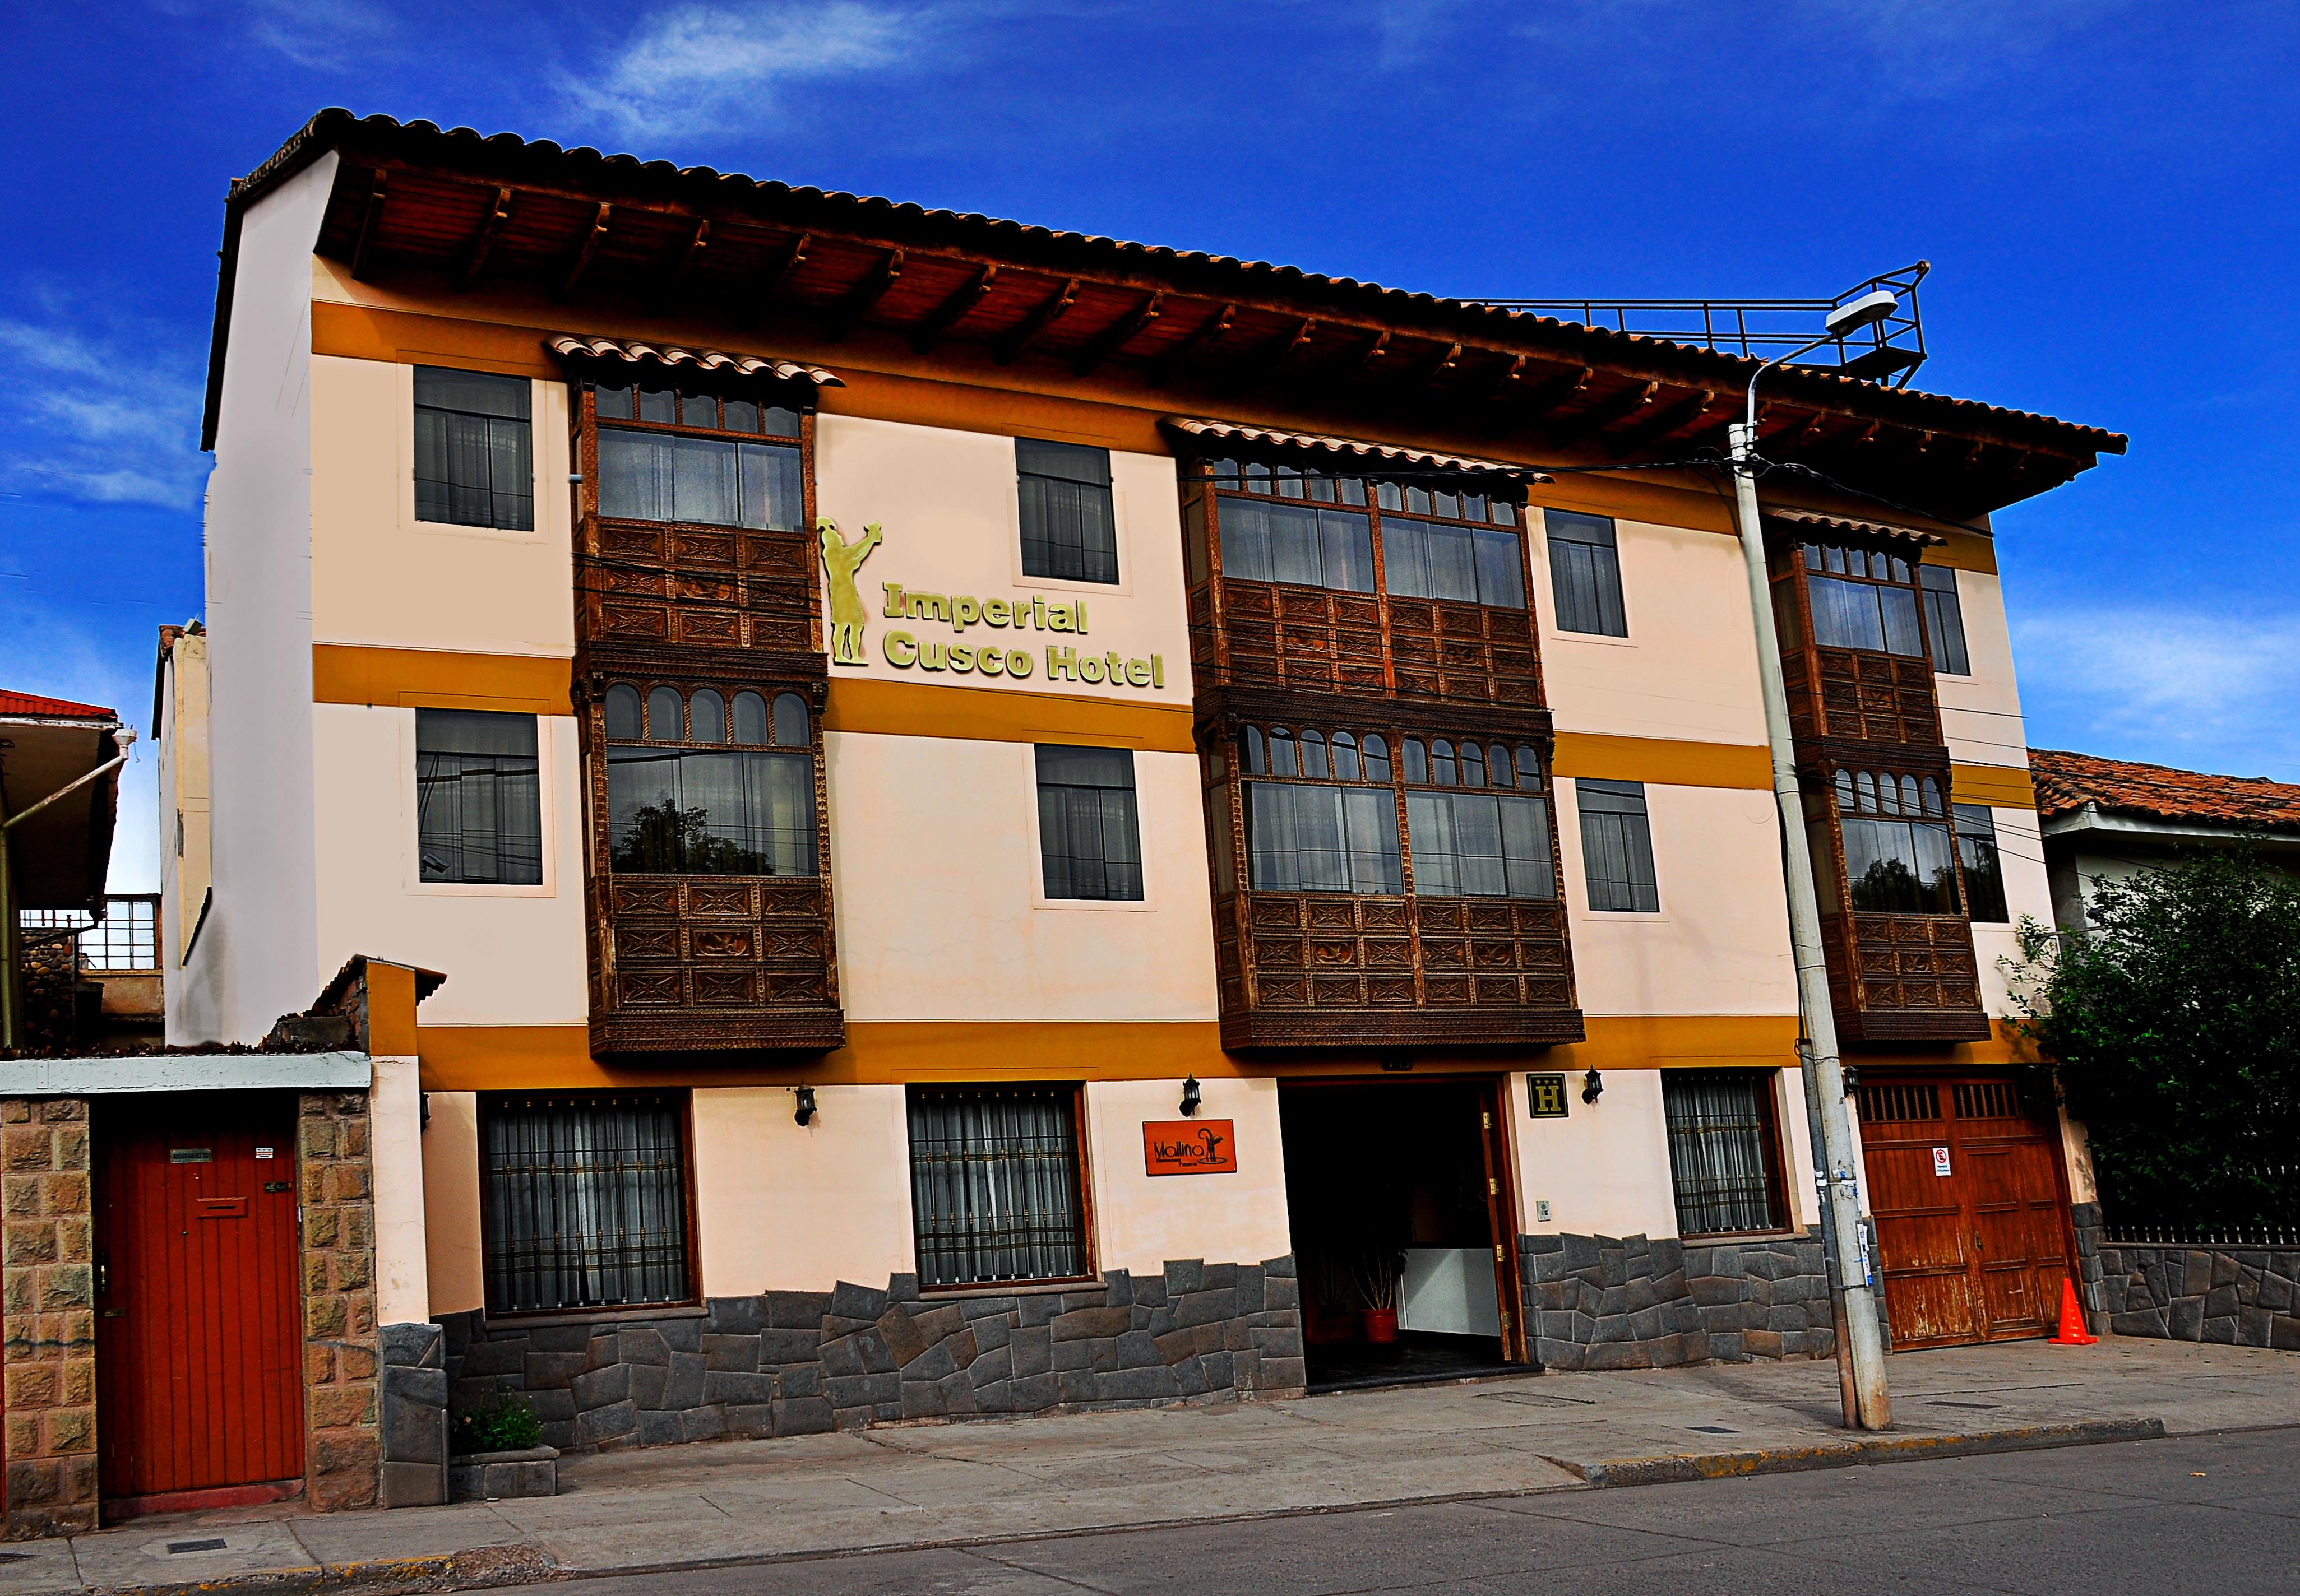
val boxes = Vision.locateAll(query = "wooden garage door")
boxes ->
[95,1094,304,1508]
[1857,1075,2075,1349]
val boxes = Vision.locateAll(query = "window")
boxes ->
[1920,565,1970,675]
[602,684,816,876]
[1017,438,1118,583]
[1202,457,1521,602]
[1385,516,1527,608]
[481,1092,693,1315]
[416,709,542,884]
[1237,723,1401,894]
[1955,803,2009,923]
[1825,769,1960,915]
[1035,745,1144,901]
[1216,494,1374,592]
[1662,1071,1788,1237]
[1576,778,1659,912]
[415,367,533,530]
[594,383,802,531]
[1403,736,1554,900]
[908,1086,1089,1287]
[1545,511,1627,636]
[1802,544,1923,657]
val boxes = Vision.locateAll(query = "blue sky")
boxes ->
[4,2,2297,892]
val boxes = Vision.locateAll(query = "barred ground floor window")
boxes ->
[481,1092,695,1315]
[1661,1070,1790,1238]
[907,1085,1091,1288]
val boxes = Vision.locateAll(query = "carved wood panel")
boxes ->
[1787,645,1941,748]
[1825,911,1991,1043]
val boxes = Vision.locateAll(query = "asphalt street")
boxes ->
[552,1426,2300,1596]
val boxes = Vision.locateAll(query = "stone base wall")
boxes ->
[2071,1201,2105,1326]
[297,1092,382,1511]
[1521,1230,1856,1371]
[0,1098,96,1539]
[379,1323,448,1507]
[15,939,81,1053]
[2096,1238,2300,1348]
[442,1257,1303,1451]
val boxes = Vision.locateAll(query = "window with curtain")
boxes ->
[1545,510,1627,636]
[1802,544,1924,657]
[1383,514,1527,608]
[415,709,542,884]
[482,1093,692,1314]
[1955,803,2009,922]
[1920,564,1970,675]
[1401,735,1553,899]
[1216,494,1375,592]
[1576,777,1659,912]
[1203,458,1524,604]
[593,384,803,532]
[1035,745,1143,901]
[602,683,816,876]
[1662,1071,1787,1237]
[415,366,533,530]
[1826,769,1961,915]
[908,1087,1088,1287]
[1017,438,1118,583]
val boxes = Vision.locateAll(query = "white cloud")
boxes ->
[0,296,209,511]
[150,0,392,71]
[2014,604,2300,779]
[560,1,929,142]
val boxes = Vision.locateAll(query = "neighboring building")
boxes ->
[1,690,127,1051]
[112,109,2125,1519]
[2032,748,2300,928]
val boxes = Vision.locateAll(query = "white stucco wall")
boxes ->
[691,1084,915,1294]
[371,1050,431,1324]
[1933,567,2030,772]
[1085,1077,1292,1274]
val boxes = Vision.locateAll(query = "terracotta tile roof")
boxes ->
[1163,418,1553,480]
[0,690,117,720]
[2030,748,2300,833]
[548,335,843,387]
[1765,510,1946,548]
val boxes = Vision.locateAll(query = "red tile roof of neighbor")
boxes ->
[0,690,116,720]
[2030,749,2300,833]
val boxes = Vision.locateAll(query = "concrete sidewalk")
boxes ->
[11,1339,2292,1595]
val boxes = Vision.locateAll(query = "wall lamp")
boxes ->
[1581,1068,1604,1105]
[1179,1076,1202,1117]
[793,1084,817,1127]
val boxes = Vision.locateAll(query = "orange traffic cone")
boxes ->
[2051,1277,2098,1345]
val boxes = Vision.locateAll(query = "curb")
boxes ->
[1557,1417,2169,1488]
[84,1545,560,1596]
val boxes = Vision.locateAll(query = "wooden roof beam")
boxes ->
[1608,389,1715,460]
[1547,379,1658,448]
[753,231,809,322]
[349,170,387,282]
[656,218,709,308]
[1074,290,1164,377]
[457,186,511,293]
[556,202,610,301]
[826,247,903,342]
[1484,364,1588,439]
[913,263,997,354]
[1413,341,1464,385]
[1147,301,1234,388]
[994,277,1079,365]
[1355,330,1390,374]
[1470,353,1529,401]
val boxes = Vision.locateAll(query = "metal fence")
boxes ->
[15,894,160,972]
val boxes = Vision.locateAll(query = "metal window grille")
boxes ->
[1662,1071,1784,1237]
[908,1087,1087,1288]
[482,1094,691,1314]
[1576,779,1659,912]
[1035,745,1144,901]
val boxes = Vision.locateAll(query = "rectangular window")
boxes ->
[1662,1071,1787,1237]
[597,427,803,530]
[482,1093,692,1315]
[908,1086,1089,1288]
[1955,803,2009,922]
[1036,745,1144,901]
[1802,545,1924,657]
[1921,565,1970,675]
[1405,790,1555,899]
[1545,511,1627,636]
[415,367,534,530]
[1018,438,1118,583]
[1384,517,1528,608]
[1243,781,1401,893]
[416,709,543,884]
[1216,495,1375,592]
[606,747,816,876]
[1576,778,1659,912]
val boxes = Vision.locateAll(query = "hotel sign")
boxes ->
[1143,1120,1237,1176]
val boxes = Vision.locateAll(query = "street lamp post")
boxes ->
[1726,295,1895,1431]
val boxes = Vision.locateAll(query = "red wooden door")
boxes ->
[1856,1075,2075,1349]
[95,1094,304,1506]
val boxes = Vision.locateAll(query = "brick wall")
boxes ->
[298,1092,381,1510]
[1,1099,96,1539]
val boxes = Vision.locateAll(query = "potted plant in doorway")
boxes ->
[1353,1248,1405,1343]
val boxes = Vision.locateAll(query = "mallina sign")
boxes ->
[818,517,1167,690]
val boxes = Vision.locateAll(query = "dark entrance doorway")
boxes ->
[94,1092,305,1518]
[1279,1078,1525,1390]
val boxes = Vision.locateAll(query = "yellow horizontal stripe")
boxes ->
[1951,761,2036,809]
[313,300,564,378]
[313,644,574,715]
[825,675,1197,752]
[1553,732,1772,790]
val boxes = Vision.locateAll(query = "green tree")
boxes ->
[2007,850,2300,1232]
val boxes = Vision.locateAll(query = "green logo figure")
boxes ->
[818,517,883,665]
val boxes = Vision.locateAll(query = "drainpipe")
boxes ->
[1728,383,1891,1431]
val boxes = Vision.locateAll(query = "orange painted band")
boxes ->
[313,644,573,715]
